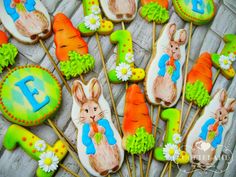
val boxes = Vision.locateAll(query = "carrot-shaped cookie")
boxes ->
[185,52,213,107]
[53,13,95,79]
[211,34,236,79]
[140,0,169,24]
[0,30,18,73]
[122,84,154,154]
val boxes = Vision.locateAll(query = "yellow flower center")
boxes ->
[121,68,128,75]
[39,144,43,148]
[90,18,96,24]
[168,149,175,156]
[44,158,52,166]
[223,60,229,65]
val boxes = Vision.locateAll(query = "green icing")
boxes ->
[0,43,18,73]
[60,51,95,80]
[125,127,155,155]
[94,132,103,144]
[167,66,174,75]
[140,2,169,23]
[185,80,210,107]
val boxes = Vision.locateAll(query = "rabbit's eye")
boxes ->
[85,109,88,113]
[94,107,97,111]
[170,44,173,48]
[219,111,222,115]
[175,47,178,50]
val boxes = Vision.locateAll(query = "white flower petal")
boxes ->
[91,5,101,15]
[115,63,132,81]
[125,52,134,63]
[38,151,60,173]
[84,14,100,31]
[35,140,47,152]
[173,133,182,144]
[163,143,180,162]
[219,55,232,70]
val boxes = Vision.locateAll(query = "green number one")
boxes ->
[3,124,68,177]
[154,108,189,164]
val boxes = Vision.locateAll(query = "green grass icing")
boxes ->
[126,127,155,155]
[0,43,18,73]
[140,2,169,23]
[185,80,210,107]
[60,51,95,80]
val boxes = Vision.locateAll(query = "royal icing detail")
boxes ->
[154,108,189,164]
[145,23,187,107]
[173,0,216,25]
[0,65,62,126]
[3,124,67,177]
[108,30,145,83]
[78,0,114,36]
[185,52,213,107]
[99,0,138,22]
[140,0,169,24]
[186,89,236,169]
[211,34,236,79]
[71,78,124,177]
[0,0,51,43]
[0,30,18,73]
[122,84,154,154]
[53,13,95,79]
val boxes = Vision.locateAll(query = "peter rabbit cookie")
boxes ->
[108,29,145,83]
[53,13,95,80]
[71,78,124,177]
[144,22,187,107]
[186,89,236,170]
[0,65,62,126]
[0,0,51,44]
[99,0,138,22]
[154,108,189,164]
[173,0,216,25]
[211,34,236,79]
[185,52,213,107]
[78,0,114,36]
[0,30,18,73]
[3,124,67,177]
[140,0,169,24]
[122,84,155,154]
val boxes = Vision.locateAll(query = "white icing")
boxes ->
[71,78,124,177]
[145,22,187,107]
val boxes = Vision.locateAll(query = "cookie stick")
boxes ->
[139,1,170,175]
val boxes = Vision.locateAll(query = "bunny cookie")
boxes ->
[186,89,236,170]
[145,22,187,107]
[71,78,124,177]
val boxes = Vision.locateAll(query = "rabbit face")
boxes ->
[215,108,229,125]
[80,100,104,123]
[166,23,187,60]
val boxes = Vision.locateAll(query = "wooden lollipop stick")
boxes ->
[168,162,172,177]
[160,162,169,177]
[59,164,81,177]
[139,155,144,177]
[181,102,193,131]
[132,155,136,177]
[48,119,90,177]
[39,39,72,95]
[180,22,193,129]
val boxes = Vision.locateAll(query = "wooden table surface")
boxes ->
[1,0,236,177]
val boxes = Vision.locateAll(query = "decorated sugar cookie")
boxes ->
[140,0,169,24]
[0,30,18,73]
[108,30,145,83]
[144,23,187,107]
[185,52,213,107]
[173,0,216,25]
[78,0,114,36]
[71,78,124,177]
[99,0,138,22]
[0,0,51,43]
[186,89,236,169]
[53,13,95,80]
[122,84,154,154]
[211,34,236,79]
[0,65,62,126]
[3,124,68,177]
[154,108,189,164]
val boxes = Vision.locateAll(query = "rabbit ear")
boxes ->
[177,30,187,45]
[220,90,227,106]
[90,79,101,102]
[72,80,87,104]
[227,99,236,113]
[169,24,176,40]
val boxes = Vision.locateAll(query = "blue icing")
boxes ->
[157,53,181,83]
[15,75,50,112]
[192,0,205,14]
[199,118,224,149]
[4,0,36,22]
[82,118,117,155]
